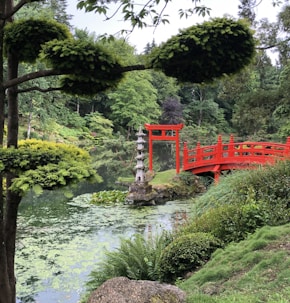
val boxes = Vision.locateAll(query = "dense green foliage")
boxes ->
[107,71,160,130]
[159,232,222,282]
[149,18,255,83]
[194,160,290,215]
[0,139,99,195]
[41,39,124,95]
[4,18,71,62]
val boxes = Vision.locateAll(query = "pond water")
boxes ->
[16,190,196,303]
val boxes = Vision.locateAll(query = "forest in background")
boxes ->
[12,0,290,188]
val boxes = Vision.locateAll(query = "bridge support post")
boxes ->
[214,172,220,182]
[212,164,221,183]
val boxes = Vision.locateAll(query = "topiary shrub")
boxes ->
[159,232,222,283]
[149,18,255,83]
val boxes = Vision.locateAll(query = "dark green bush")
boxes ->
[183,202,270,243]
[159,232,222,283]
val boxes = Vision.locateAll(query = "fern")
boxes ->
[86,231,172,291]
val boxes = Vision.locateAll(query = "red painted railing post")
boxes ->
[196,142,201,163]
[228,134,234,158]
[214,172,220,183]
[216,135,222,161]
[286,136,290,157]
[183,142,188,170]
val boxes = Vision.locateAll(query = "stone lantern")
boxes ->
[135,126,146,183]
[126,125,155,205]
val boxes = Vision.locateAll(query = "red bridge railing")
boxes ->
[183,135,290,182]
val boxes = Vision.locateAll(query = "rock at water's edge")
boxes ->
[87,276,186,303]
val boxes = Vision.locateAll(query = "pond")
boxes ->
[16,190,196,303]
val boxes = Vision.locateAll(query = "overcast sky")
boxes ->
[67,0,283,53]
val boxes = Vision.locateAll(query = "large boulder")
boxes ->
[87,277,186,303]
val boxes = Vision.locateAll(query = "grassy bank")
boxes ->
[179,223,290,303]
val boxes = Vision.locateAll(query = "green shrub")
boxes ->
[183,201,271,243]
[184,160,290,244]
[159,232,222,283]
[86,232,172,291]
[194,160,290,216]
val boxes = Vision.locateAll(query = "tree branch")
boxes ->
[256,36,290,50]
[3,64,147,92]
[2,0,31,21]
[3,64,147,90]
[3,69,65,89]
[118,64,147,73]
[16,86,63,94]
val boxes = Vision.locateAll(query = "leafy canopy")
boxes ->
[0,139,100,195]
[3,16,256,96]
[41,39,124,95]
[148,18,256,83]
[4,18,71,63]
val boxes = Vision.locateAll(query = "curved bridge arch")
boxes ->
[183,135,290,182]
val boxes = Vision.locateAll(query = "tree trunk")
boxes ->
[7,52,19,147]
[0,0,11,301]
[4,174,22,303]
[2,24,21,302]
[0,49,21,303]
[0,176,13,303]
[27,99,33,139]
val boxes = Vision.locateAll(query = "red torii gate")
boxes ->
[144,123,184,174]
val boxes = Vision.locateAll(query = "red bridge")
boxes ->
[183,135,290,182]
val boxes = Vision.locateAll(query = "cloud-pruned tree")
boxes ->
[148,18,256,83]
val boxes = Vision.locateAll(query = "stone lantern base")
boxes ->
[125,181,157,206]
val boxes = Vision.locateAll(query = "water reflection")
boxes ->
[16,191,194,303]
